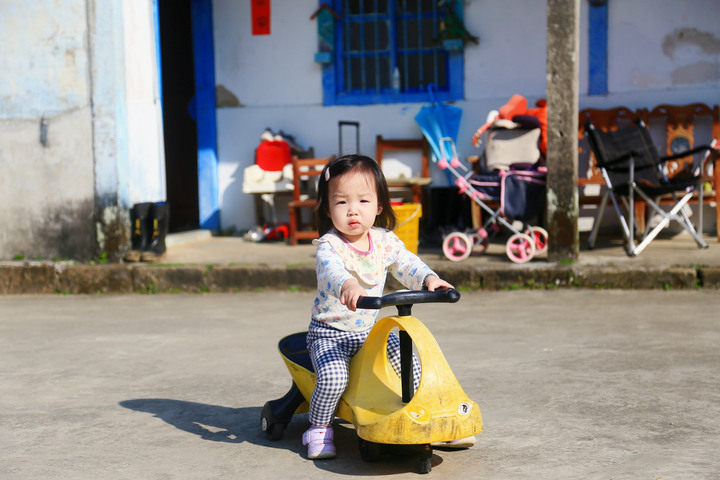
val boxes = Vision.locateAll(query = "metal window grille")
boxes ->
[337,0,448,96]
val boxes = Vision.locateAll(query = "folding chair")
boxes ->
[584,118,712,256]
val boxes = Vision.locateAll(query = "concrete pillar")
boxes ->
[88,0,131,261]
[546,0,580,262]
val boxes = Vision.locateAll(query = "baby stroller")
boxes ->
[439,96,549,263]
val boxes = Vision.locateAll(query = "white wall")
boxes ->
[0,0,166,260]
[213,0,720,232]
[123,0,166,205]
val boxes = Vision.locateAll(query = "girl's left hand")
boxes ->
[424,275,454,292]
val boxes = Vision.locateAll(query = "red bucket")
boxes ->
[256,140,291,171]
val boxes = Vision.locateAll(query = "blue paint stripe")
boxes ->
[152,0,162,105]
[588,1,608,95]
[191,0,220,230]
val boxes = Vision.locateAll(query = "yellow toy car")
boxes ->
[260,288,483,473]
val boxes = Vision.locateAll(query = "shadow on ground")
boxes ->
[119,398,451,475]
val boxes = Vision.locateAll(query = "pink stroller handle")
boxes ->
[450,157,462,168]
[438,158,449,169]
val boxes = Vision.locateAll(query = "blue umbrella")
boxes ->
[414,85,463,183]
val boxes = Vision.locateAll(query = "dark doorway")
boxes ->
[158,0,199,232]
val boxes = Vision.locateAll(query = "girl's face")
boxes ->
[327,169,382,245]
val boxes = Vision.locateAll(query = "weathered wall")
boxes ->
[0,0,165,261]
[213,0,720,233]
[0,0,96,260]
[0,110,96,260]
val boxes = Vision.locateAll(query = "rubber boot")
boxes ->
[124,203,153,262]
[141,202,170,262]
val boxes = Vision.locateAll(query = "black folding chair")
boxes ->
[584,118,713,256]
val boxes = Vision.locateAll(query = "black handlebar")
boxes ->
[356,287,460,315]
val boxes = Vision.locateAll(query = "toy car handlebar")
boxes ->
[357,287,460,311]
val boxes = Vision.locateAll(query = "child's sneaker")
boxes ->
[432,435,476,449]
[303,426,336,459]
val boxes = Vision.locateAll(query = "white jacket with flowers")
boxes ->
[311,227,436,331]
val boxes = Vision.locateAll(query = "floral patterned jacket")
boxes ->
[310,227,436,331]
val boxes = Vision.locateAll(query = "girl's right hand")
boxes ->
[340,279,366,312]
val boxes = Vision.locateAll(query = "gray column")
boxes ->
[546,0,580,262]
[87,0,131,261]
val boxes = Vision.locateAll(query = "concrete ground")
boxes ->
[2,290,719,479]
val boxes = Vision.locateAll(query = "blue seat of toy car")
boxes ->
[279,332,314,372]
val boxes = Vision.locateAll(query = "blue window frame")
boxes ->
[588,0,608,95]
[321,0,465,106]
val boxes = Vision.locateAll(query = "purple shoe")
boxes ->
[303,426,336,459]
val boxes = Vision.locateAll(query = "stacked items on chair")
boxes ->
[438,95,549,263]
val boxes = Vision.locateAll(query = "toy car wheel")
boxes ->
[506,233,536,264]
[269,421,285,441]
[525,226,548,255]
[418,444,433,474]
[358,438,382,462]
[260,409,285,441]
[442,232,473,262]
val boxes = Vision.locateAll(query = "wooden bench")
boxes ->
[577,103,719,241]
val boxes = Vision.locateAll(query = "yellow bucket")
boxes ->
[392,203,422,254]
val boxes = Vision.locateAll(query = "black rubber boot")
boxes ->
[124,203,153,262]
[141,202,170,262]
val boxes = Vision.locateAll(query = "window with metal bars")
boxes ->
[321,0,465,106]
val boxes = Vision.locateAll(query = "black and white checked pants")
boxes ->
[306,321,421,427]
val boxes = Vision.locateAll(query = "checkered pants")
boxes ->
[306,321,421,427]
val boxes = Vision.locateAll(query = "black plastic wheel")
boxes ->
[418,458,432,474]
[358,438,382,462]
[418,444,432,474]
[260,403,286,441]
[268,421,285,441]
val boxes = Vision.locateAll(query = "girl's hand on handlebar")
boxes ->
[340,279,367,312]
[424,275,454,292]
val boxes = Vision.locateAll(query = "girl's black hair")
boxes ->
[315,154,396,236]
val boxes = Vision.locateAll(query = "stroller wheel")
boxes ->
[525,226,548,255]
[506,233,536,264]
[442,232,473,262]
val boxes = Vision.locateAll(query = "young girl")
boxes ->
[302,154,456,459]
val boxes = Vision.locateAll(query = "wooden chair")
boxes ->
[375,135,432,205]
[639,103,720,240]
[287,156,332,245]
